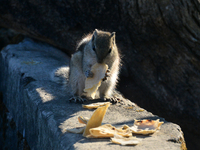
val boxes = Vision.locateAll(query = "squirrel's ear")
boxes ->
[111,32,116,43]
[95,29,98,33]
[92,29,98,41]
[111,32,115,38]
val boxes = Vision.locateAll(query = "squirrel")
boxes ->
[52,29,121,103]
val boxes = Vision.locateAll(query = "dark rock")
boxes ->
[0,28,24,50]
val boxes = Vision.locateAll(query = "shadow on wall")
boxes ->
[0,27,24,51]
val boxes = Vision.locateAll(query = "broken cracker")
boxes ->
[67,126,85,134]
[121,124,130,130]
[130,119,164,135]
[83,103,110,137]
[78,116,89,124]
[84,63,108,99]
[82,102,111,109]
[111,134,140,146]
[88,124,132,138]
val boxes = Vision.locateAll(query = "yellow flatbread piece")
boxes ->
[130,119,164,135]
[84,63,108,99]
[87,124,132,138]
[82,102,111,109]
[83,103,110,137]
[111,134,140,146]
[78,116,89,124]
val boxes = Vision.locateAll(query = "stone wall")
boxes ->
[0,39,186,149]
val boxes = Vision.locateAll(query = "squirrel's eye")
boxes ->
[108,48,112,53]
[93,46,96,51]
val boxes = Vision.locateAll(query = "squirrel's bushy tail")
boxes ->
[50,66,69,87]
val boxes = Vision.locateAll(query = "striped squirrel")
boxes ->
[53,29,121,103]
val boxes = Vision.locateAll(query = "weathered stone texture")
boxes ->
[0,39,185,149]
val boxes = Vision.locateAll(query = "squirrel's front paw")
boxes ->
[85,70,94,78]
[102,69,111,81]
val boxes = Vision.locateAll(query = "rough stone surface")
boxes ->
[0,39,185,150]
[0,94,30,150]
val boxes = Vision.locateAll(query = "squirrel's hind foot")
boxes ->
[69,96,87,103]
[103,97,122,104]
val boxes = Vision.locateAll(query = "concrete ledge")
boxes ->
[0,38,186,149]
